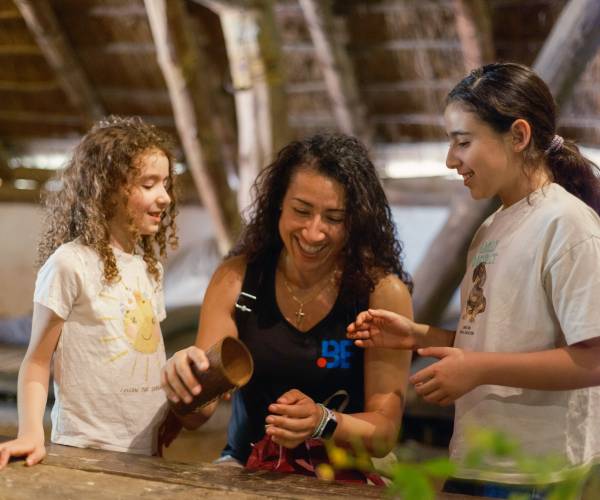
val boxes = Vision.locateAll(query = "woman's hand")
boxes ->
[0,434,46,469]
[265,389,324,449]
[161,346,209,404]
[347,308,422,349]
[410,347,481,405]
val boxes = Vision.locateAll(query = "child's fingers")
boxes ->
[367,308,399,322]
[0,447,10,469]
[25,446,46,466]
[354,310,372,328]
[347,329,372,340]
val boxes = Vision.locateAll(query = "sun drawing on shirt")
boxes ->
[98,281,162,382]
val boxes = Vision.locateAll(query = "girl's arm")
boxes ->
[0,304,63,469]
[347,308,455,349]
[411,338,600,406]
[267,274,413,457]
[161,256,245,429]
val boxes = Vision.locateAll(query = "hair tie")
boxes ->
[546,134,564,154]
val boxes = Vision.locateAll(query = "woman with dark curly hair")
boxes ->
[0,116,178,469]
[161,133,413,472]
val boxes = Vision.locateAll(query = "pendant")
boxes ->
[295,305,305,326]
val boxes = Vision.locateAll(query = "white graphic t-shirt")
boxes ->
[451,183,600,483]
[34,240,168,455]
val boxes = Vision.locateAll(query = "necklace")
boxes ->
[282,270,337,327]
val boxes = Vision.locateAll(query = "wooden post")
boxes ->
[412,0,600,324]
[452,0,495,71]
[195,0,289,213]
[298,0,371,145]
[145,0,240,255]
[534,0,600,107]
[13,0,105,127]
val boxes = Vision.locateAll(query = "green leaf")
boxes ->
[420,458,456,478]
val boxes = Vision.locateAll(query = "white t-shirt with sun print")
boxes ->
[34,240,168,455]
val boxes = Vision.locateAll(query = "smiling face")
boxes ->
[110,148,172,249]
[278,167,347,278]
[127,149,172,235]
[444,102,523,205]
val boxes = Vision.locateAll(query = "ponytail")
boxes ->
[546,139,600,215]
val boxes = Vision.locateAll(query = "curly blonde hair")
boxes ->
[38,116,179,283]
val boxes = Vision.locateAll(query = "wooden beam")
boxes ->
[0,183,41,203]
[452,0,495,70]
[0,142,13,181]
[412,0,600,324]
[534,0,600,108]
[13,0,105,127]
[195,0,289,212]
[144,0,239,255]
[298,0,372,145]
[0,80,60,92]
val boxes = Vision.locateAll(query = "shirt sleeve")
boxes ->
[34,245,84,320]
[545,236,600,345]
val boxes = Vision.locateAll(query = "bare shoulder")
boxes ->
[369,273,413,318]
[209,255,247,287]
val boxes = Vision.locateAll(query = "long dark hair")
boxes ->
[230,133,412,301]
[447,62,600,214]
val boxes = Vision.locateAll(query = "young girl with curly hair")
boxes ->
[348,63,600,497]
[0,116,178,467]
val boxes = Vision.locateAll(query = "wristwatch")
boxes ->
[320,406,338,439]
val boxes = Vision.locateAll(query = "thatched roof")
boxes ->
[0,0,599,211]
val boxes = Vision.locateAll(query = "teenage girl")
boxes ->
[348,62,600,497]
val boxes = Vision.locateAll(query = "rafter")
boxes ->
[145,0,239,254]
[298,0,371,144]
[195,0,289,212]
[452,0,495,71]
[13,0,105,127]
[534,0,600,108]
[412,0,600,325]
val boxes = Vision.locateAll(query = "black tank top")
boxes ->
[222,253,367,462]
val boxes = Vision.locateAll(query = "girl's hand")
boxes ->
[265,389,323,449]
[161,346,209,404]
[0,435,46,469]
[410,347,480,405]
[347,308,421,349]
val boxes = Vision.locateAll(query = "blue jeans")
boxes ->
[443,478,554,499]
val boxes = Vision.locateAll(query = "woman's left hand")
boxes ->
[410,347,481,406]
[265,389,323,449]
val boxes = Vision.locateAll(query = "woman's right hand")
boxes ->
[161,346,209,404]
[346,308,423,350]
[0,434,46,469]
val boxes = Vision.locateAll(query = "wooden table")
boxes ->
[0,438,476,499]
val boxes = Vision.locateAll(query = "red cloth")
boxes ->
[245,435,384,486]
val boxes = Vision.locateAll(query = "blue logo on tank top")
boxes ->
[317,340,352,369]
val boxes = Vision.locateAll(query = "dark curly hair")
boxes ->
[230,133,412,301]
[38,116,179,283]
[448,62,600,214]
